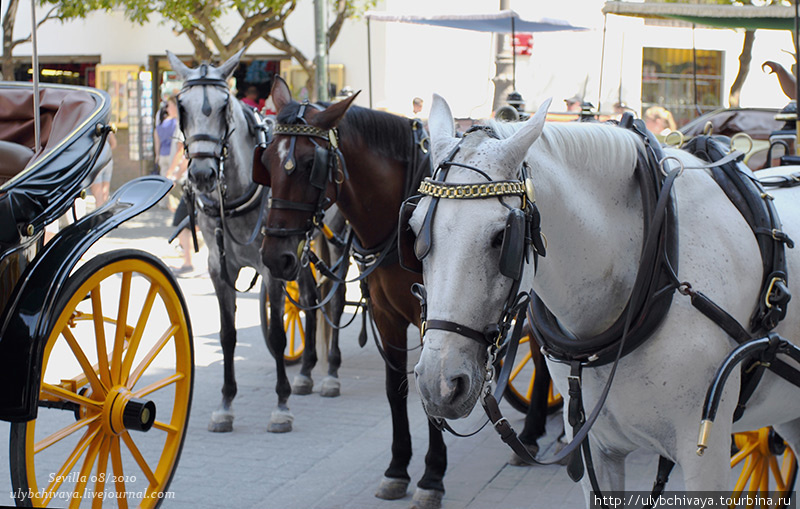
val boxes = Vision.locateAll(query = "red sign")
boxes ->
[513,33,533,56]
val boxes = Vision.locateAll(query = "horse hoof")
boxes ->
[553,438,571,466]
[267,409,294,433]
[292,374,313,395]
[207,410,234,433]
[375,476,409,500]
[320,376,341,398]
[508,442,540,466]
[410,487,444,509]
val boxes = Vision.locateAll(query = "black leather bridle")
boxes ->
[255,102,347,245]
[176,65,269,290]
[401,126,545,353]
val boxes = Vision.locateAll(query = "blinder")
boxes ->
[310,145,329,190]
[398,198,423,273]
[252,144,270,187]
[499,208,526,280]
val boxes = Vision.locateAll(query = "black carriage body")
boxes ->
[0,83,172,422]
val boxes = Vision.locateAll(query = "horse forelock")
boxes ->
[487,120,642,178]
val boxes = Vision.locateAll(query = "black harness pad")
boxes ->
[500,208,526,280]
[398,199,423,273]
[310,145,329,190]
[252,145,270,187]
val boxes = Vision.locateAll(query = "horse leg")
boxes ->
[412,421,447,509]
[374,315,413,501]
[263,278,294,433]
[292,267,318,395]
[578,443,627,506]
[320,279,346,398]
[208,270,237,432]
[510,347,551,465]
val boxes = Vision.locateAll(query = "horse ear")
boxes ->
[313,91,360,130]
[166,51,192,80]
[503,97,551,166]
[218,48,245,80]
[271,76,293,113]
[428,93,456,166]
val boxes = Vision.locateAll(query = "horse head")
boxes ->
[167,49,244,194]
[412,94,550,420]
[254,76,358,281]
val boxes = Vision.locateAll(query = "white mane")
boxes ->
[486,119,643,178]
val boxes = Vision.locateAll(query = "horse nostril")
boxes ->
[279,253,297,275]
[446,374,469,404]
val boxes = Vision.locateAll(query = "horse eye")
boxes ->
[491,230,504,248]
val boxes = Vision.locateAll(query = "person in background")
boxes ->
[166,153,194,275]
[411,97,423,118]
[643,105,677,137]
[565,95,583,112]
[242,84,260,109]
[154,97,182,177]
[90,131,117,207]
[154,97,183,209]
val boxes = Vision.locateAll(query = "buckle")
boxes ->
[493,417,509,430]
[765,276,787,309]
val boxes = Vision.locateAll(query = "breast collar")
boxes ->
[529,117,680,367]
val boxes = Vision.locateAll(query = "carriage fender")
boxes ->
[0,176,172,422]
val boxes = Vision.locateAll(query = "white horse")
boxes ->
[411,94,800,499]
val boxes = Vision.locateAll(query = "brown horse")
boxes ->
[255,77,448,508]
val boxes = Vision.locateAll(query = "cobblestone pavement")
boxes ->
[0,206,674,509]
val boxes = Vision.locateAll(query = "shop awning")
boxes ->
[364,10,587,34]
[601,2,795,31]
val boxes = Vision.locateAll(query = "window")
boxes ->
[642,47,724,127]
[96,65,141,128]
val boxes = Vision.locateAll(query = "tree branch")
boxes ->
[327,0,348,48]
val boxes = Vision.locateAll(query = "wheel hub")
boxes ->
[102,386,156,435]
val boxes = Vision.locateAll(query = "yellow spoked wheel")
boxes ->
[730,428,797,506]
[10,249,193,508]
[499,333,562,414]
[281,281,306,364]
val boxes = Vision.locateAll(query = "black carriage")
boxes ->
[0,82,193,507]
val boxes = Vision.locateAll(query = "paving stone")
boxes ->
[0,208,701,508]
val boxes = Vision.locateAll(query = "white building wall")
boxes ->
[3,0,797,118]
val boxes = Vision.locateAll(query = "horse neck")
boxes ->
[335,125,409,248]
[528,124,645,337]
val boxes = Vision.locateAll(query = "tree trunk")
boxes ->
[729,29,755,108]
[1,0,20,80]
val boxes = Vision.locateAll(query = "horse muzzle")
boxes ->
[414,334,485,420]
[188,161,218,194]
[260,235,303,281]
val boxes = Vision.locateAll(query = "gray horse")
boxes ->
[167,50,341,433]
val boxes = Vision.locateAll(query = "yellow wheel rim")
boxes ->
[504,334,562,409]
[731,427,796,505]
[282,281,306,363]
[23,256,192,508]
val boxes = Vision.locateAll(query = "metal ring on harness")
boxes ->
[659,155,685,178]
[730,132,754,155]
[663,130,684,148]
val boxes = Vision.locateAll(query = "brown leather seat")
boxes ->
[0,140,34,186]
